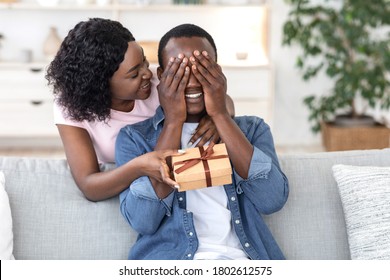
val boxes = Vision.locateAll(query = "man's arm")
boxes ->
[226,94,235,117]
[190,50,253,178]
[233,118,289,214]
[191,50,288,213]
[153,55,190,198]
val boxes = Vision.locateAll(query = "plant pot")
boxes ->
[321,121,390,151]
[334,114,376,127]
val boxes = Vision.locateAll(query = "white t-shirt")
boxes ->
[181,123,248,260]
[53,77,160,164]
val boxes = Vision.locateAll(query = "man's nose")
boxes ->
[187,71,200,87]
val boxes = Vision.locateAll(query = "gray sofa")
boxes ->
[1,148,390,260]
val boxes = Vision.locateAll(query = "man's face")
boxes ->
[159,37,217,120]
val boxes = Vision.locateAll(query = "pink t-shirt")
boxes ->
[53,77,160,164]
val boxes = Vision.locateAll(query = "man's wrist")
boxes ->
[210,111,232,122]
[163,120,184,130]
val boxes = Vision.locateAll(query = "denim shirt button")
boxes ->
[187,253,192,258]
[231,196,236,201]
[178,197,183,201]
[244,242,250,248]
[235,219,240,224]
[189,232,194,236]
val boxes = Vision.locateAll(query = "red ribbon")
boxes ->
[173,144,228,187]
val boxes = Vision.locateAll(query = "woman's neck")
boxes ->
[111,99,135,112]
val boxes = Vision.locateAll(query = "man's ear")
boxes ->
[157,67,163,80]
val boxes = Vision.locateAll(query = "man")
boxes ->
[116,24,289,260]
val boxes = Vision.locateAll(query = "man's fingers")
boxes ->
[193,50,221,79]
[161,56,183,86]
[176,66,190,93]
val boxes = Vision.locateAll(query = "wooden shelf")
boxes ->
[0,2,264,11]
[0,61,48,70]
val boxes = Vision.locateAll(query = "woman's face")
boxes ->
[109,42,153,110]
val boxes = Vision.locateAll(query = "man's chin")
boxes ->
[185,108,207,122]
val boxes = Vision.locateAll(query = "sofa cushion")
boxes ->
[332,164,390,260]
[0,157,136,260]
[0,171,15,260]
[265,148,390,260]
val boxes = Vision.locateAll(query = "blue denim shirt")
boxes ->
[115,107,289,260]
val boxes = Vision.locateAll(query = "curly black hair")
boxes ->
[158,23,217,69]
[46,18,135,122]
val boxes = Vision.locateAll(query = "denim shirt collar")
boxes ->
[152,106,165,130]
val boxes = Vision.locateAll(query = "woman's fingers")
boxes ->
[189,124,209,146]
[158,149,186,189]
[160,148,186,159]
[159,162,180,190]
[188,116,220,147]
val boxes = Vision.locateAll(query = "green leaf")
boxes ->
[282,0,390,133]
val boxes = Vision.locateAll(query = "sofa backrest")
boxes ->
[1,148,390,259]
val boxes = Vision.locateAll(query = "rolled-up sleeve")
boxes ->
[233,117,289,215]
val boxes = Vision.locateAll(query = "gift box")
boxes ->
[171,143,232,192]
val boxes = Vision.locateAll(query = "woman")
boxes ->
[46,18,232,201]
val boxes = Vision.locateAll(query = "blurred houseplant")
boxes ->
[0,33,3,60]
[282,0,390,149]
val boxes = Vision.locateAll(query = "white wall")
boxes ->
[0,0,331,147]
[270,0,327,147]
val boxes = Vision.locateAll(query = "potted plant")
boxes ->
[282,0,390,151]
[0,33,3,61]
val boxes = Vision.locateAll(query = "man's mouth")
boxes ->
[185,92,203,99]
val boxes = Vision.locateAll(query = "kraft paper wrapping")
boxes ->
[171,143,232,192]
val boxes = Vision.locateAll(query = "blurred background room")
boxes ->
[0,0,389,158]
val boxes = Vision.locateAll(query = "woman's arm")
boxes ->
[151,55,190,198]
[57,124,177,202]
[188,93,235,148]
[115,126,176,234]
